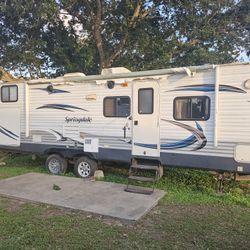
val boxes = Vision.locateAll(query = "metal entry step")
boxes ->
[130,164,159,170]
[124,158,163,195]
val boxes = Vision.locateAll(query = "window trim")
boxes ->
[103,96,131,118]
[1,85,18,103]
[173,95,211,121]
[138,88,154,115]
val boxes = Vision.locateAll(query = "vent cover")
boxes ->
[101,67,131,75]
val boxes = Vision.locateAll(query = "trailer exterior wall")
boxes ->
[0,63,250,173]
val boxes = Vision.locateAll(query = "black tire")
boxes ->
[45,154,68,175]
[74,156,97,178]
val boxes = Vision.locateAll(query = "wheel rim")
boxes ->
[48,158,61,174]
[78,161,91,178]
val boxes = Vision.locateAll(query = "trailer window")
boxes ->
[104,96,130,117]
[1,85,18,102]
[138,88,154,114]
[174,96,210,121]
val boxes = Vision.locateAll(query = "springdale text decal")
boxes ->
[65,116,92,123]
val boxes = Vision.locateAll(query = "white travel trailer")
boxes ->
[0,62,250,190]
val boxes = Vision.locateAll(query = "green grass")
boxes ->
[1,154,250,207]
[0,154,46,180]
[0,197,250,249]
[0,154,250,249]
[102,164,250,207]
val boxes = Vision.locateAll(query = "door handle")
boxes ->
[134,120,138,125]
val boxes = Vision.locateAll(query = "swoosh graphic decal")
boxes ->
[160,134,197,149]
[50,129,84,145]
[167,84,246,93]
[162,120,207,150]
[35,87,70,94]
[0,126,19,138]
[37,106,75,112]
[37,104,89,112]
[0,126,19,140]
[50,129,67,141]
[133,121,207,151]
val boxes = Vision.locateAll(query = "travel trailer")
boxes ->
[1,63,250,188]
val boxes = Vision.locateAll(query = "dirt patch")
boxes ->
[0,197,26,212]
[41,205,74,219]
[39,203,127,227]
[42,205,128,227]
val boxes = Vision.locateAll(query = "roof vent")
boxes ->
[64,72,86,77]
[101,67,131,75]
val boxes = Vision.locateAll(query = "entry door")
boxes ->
[132,80,160,158]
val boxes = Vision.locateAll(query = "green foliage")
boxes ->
[1,1,249,77]
[0,0,60,77]
[162,168,216,192]
[163,0,250,66]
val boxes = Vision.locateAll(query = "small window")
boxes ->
[104,96,130,117]
[138,88,153,114]
[1,85,18,102]
[174,96,210,121]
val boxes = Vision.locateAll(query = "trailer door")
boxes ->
[132,80,160,158]
[0,85,20,147]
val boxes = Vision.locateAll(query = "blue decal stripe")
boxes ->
[0,126,19,138]
[134,142,157,149]
[160,135,197,149]
[35,88,70,94]
[0,128,18,140]
[134,136,197,150]
[37,104,89,112]
[167,84,246,93]
[37,106,74,112]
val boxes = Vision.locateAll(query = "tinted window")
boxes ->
[174,96,210,121]
[138,88,153,114]
[104,96,130,117]
[1,85,18,102]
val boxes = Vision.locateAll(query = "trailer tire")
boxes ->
[74,157,97,178]
[46,154,68,175]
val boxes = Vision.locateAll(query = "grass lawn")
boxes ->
[0,154,250,249]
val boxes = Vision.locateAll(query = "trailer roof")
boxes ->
[1,62,249,85]
[28,64,216,84]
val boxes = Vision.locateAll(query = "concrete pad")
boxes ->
[0,173,165,221]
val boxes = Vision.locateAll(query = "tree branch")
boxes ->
[128,0,143,28]
[106,0,154,67]
[105,33,129,67]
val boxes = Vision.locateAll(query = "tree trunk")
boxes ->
[93,0,105,71]
[93,0,150,71]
